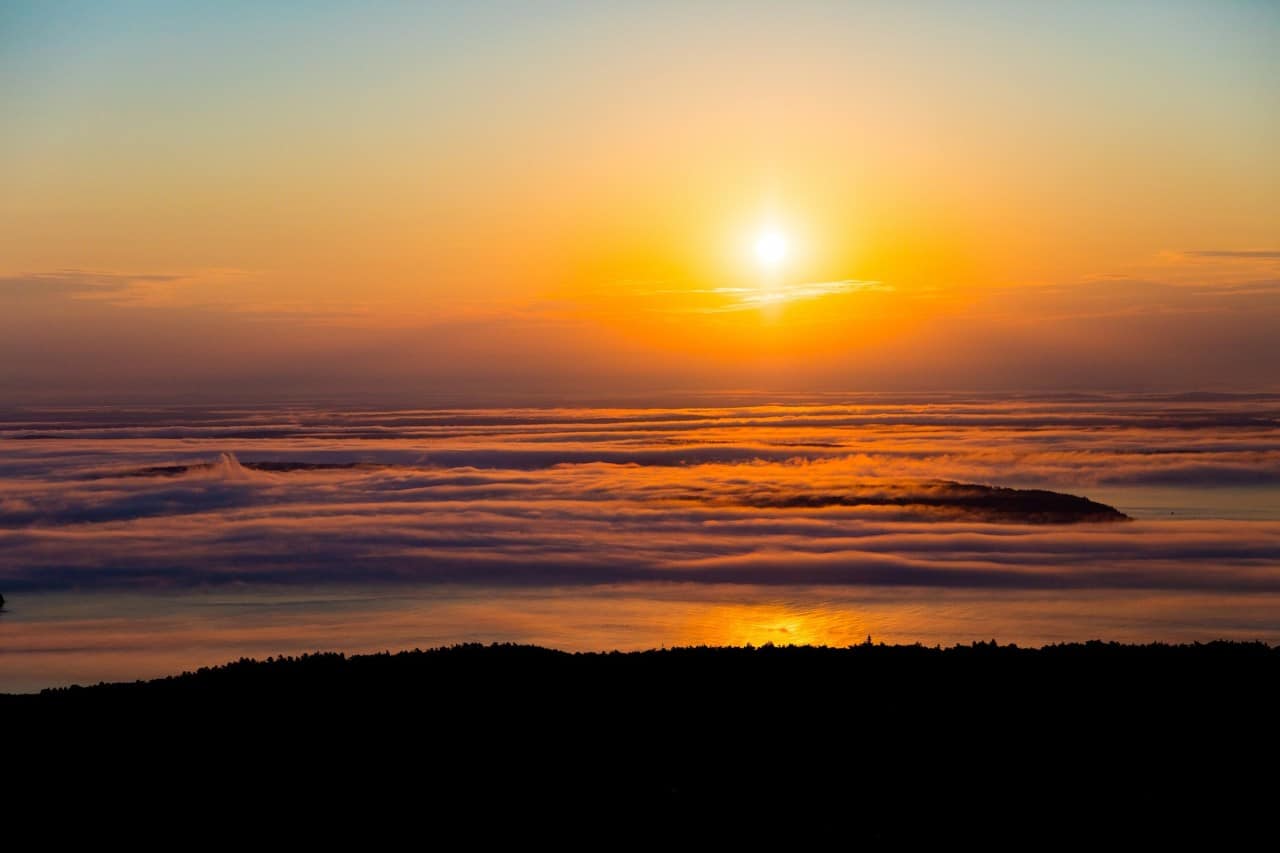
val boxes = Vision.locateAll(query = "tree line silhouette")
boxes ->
[5,640,1276,842]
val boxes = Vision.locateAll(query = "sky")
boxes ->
[2,1,1279,400]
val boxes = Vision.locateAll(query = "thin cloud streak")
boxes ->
[1184,250,1280,259]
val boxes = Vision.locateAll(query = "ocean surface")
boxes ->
[3,393,1279,692]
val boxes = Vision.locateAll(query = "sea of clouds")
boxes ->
[2,394,1278,595]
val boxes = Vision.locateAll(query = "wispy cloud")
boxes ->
[1182,250,1280,260]
[0,269,185,296]
[633,279,888,314]
[0,268,389,322]
[0,268,260,308]
[709,280,888,312]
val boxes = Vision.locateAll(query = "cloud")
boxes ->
[678,280,890,313]
[1183,250,1280,259]
[1,398,1278,596]
[0,268,357,316]
[0,269,184,296]
[63,268,257,308]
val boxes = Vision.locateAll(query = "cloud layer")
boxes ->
[2,396,1278,594]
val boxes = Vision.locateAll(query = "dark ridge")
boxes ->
[741,482,1131,522]
[117,463,196,477]
[114,460,374,478]
[9,640,1274,701]
[234,460,371,473]
[4,642,1275,839]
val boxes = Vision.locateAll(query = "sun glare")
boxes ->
[754,229,789,270]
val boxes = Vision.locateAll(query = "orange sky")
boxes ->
[2,2,1278,399]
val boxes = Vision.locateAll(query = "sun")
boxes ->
[753,229,789,270]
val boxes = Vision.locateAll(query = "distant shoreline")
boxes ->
[7,639,1274,698]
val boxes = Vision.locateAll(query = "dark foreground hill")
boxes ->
[4,641,1276,841]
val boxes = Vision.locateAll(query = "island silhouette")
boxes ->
[116,456,1130,524]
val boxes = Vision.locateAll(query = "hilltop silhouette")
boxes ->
[739,480,1128,521]
[4,641,1274,840]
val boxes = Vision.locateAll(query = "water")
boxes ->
[5,583,1280,693]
